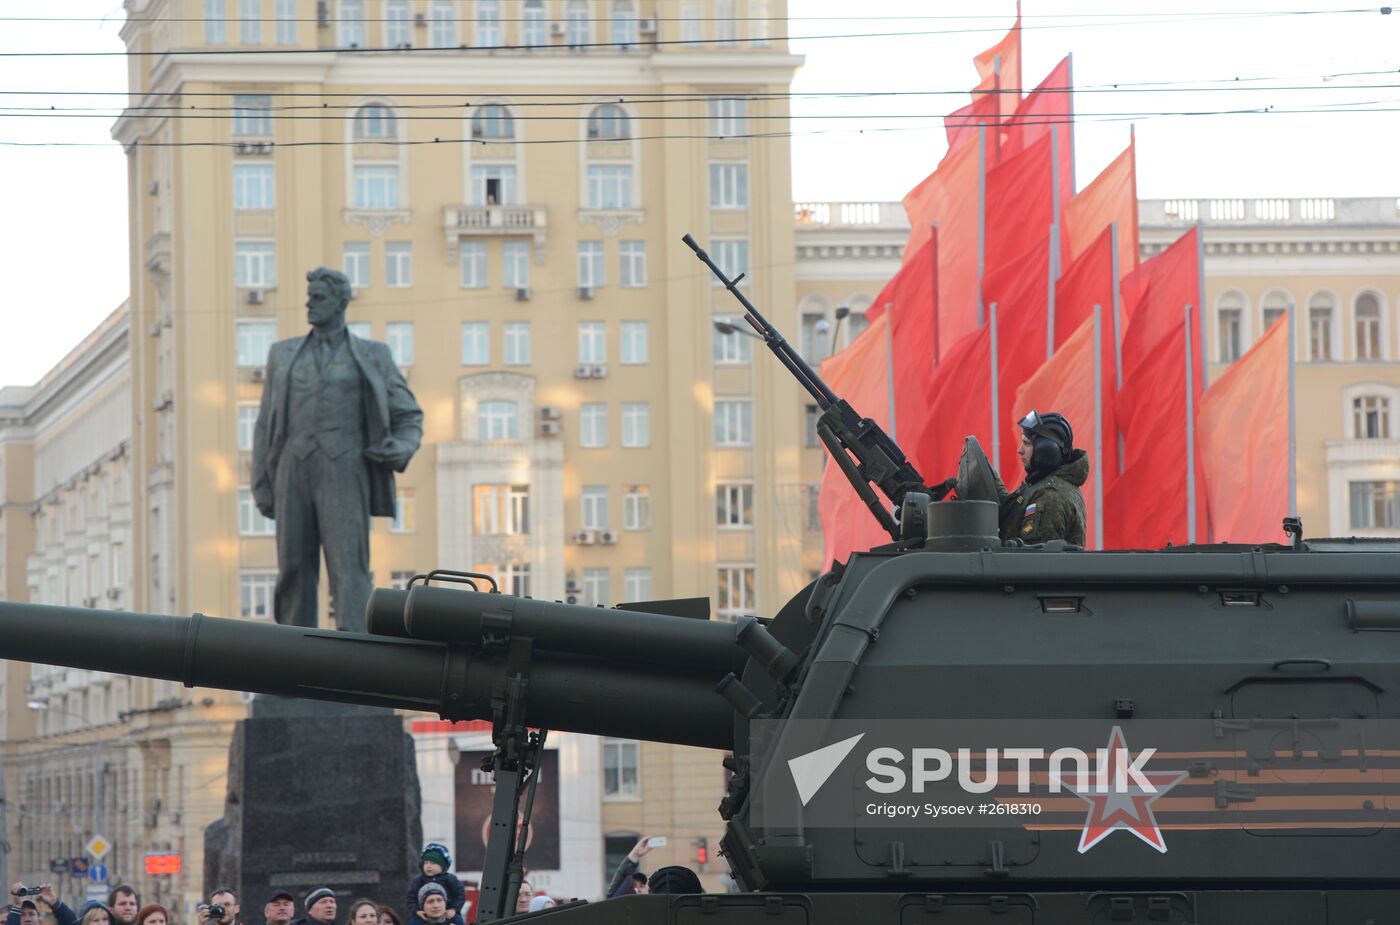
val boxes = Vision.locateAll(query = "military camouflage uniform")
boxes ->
[994,449,1089,545]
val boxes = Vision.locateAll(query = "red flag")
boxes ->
[945,93,999,154]
[865,237,939,430]
[1064,141,1138,280]
[1198,319,1290,543]
[984,236,1051,476]
[817,313,896,564]
[906,325,993,482]
[1005,56,1074,238]
[1013,317,1112,548]
[985,133,1053,276]
[902,138,980,353]
[1053,225,1114,350]
[1119,227,1200,383]
[972,16,1022,122]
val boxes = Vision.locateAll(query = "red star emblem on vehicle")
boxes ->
[1062,726,1187,854]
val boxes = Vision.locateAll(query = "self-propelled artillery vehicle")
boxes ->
[3,237,1399,924]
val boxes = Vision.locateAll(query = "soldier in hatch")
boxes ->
[994,411,1088,546]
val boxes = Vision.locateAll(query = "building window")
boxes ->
[620,321,647,364]
[586,165,633,210]
[610,0,637,46]
[623,568,652,603]
[385,0,411,46]
[709,163,749,208]
[847,309,870,343]
[588,104,631,140]
[352,165,400,209]
[1217,293,1243,363]
[503,241,530,290]
[565,0,590,45]
[711,239,749,285]
[205,0,227,44]
[503,322,531,366]
[460,242,489,288]
[354,103,398,140]
[712,324,752,364]
[239,571,276,617]
[473,484,530,536]
[705,97,750,135]
[348,321,371,340]
[429,0,456,47]
[343,242,371,290]
[337,0,365,47]
[716,483,754,528]
[275,0,296,44]
[522,0,546,45]
[234,241,277,288]
[617,241,648,288]
[580,403,608,448]
[233,163,275,210]
[799,312,828,362]
[583,568,611,607]
[1309,293,1336,361]
[240,0,261,44]
[235,321,278,367]
[238,488,275,535]
[233,95,272,136]
[1353,395,1391,439]
[750,0,771,45]
[461,321,490,365]
[471,104,515,140]
[385,242,413,287]
[716,565,756,620]
[391,488,416,533]
[478,400,519,440]
[470,164,517,206]
[389,571,415,590]
[581,485,609,530]
[805,483,822,532]
[476,0,502,47]
[602,739,640,797]
[1355,292,1383,361]
[804,404,820,448]
[237,404,259,451]
[681,0,702,44]
[1349,481,1400,530]
[714,400,753,446]
[622,403,650,448]
[1262,290,1289,333]
[714,0,737,44]
[578,322,606,364]
[623,486,650,531]
[386,322,414,366]
[499,562,531,597]
[578,242,606,288]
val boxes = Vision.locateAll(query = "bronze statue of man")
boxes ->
[251,267,423,633]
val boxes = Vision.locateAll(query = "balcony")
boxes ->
[443,204,548,263]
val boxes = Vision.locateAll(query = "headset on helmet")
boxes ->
[1018,410,1073,473]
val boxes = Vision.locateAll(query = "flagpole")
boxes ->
[1184,304,1198,544]
[883,302,897,440]
[1093,304,1104,550]
[977,125,987,327]
[931,222,941,366]
[990,302,1001,467]
[1066,52,1077,196]
[1047,126,1061,360]
[1110,221,1125,475]
[1288,302,1298,520]
[1196,218,1209,391]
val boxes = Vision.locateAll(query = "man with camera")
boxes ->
[198,890,242,925]
[8,884,76,925]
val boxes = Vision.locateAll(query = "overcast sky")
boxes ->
[1,0,1397,386]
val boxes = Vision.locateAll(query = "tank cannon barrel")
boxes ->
[0,599,735,749]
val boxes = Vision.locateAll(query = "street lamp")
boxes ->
[831,304,851,353]
[28,700,104,859]
[711,317,762,341]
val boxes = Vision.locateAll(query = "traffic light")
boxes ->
[693,836,708,866]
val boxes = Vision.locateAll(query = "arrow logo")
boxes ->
[787,733,865,805]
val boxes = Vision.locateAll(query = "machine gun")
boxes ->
[683,234,950,543]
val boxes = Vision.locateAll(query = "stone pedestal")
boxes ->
[205,698,423,910]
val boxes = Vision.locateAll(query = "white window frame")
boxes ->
[680,0,702,44]
[275,0,297,44]
[602,738,640,798]
[620,321,648,365]
[714,399,754,447]
[238,488,275,536]
[385,0,411,46]
[611,0,638,47]
[1354,290,1387,362]
[503,241,530,290]
[583,568,612,608]
[233,94,272,136]
[385,241,413,287]
[337,0,365,47]
[461,321,490,365]
[586,165,633,210]
[709,163,749,209]
[233,162,275,211]
[623,486,651,531]
[235,320,278,368]
[478,400,519,441]
[234,240,277,288]
[386,322,414,367]
[578,242,605,288]
[623,567,652,604]
[460,242,489,289]
[391,488,416,533]
[619,241,647,288]
[716,482,755,529]
[240,0,261,44]
[708,97,747,136]
[429,0,456,47]
[205,0,227,44]
[565,0,591,45]
[578,322,607,364]
[473,484,531,536]
[714,0,736,44]
[522,0,546,45]
[343,242,371,290]
[716,564,756,621]
[239,571,277,618]
[1307,291,1340,362]
[713,324,753,365]
[476,0,502,47]
[236,403,259,451]
[352,165,400,209]
[711,239,749,286]
[503,322,531,366]
[580,403,608,448]
[581,485,609,531]
[621,403,650,448]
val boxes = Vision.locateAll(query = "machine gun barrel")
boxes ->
[0,600,734,749]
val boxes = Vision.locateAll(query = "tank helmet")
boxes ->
[1019,410,1073,454]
